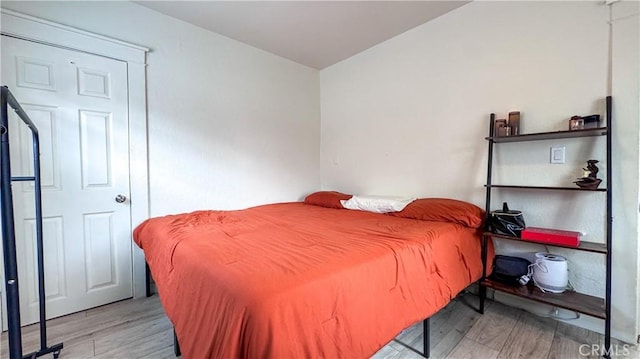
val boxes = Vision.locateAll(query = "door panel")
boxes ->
[79,110,113,188]
[23,217,66,302]
[83,212,117,291]
[16,56,56,91]
[1,35,132,326]
[18,104,60,190]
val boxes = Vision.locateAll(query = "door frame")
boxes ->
[0,9,150,299]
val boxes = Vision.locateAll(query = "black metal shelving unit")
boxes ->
[479,97,612,358]
[1,86,63,359]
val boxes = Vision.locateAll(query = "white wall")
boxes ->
[611,0,640,341]
[1,1,321,217]
[320,1,639,343]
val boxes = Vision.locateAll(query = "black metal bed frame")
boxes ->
[1,86,63,359]
[148,264,467,359]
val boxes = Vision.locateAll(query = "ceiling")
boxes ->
[135,1,470,69]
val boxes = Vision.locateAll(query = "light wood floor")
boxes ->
[2,292,638,358]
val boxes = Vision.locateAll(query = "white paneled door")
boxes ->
[0,36,132,326]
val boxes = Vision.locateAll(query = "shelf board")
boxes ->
[482,279,606,319]
[486,127,607,143]
[485,232,607,253]
[485,184,607,192]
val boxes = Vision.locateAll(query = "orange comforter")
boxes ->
[134,202,486,359]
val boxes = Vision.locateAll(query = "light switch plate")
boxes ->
[550,146,565,164]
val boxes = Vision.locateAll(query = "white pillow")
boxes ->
[340,195,416,213]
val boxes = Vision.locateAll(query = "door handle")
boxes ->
[115,194,127,203]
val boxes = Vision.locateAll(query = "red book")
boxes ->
[520,227,581,247]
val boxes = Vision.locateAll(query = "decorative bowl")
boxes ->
[573,177,602,190]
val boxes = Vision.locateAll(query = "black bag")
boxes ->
[490,202,525,237]
[490,255,531,286]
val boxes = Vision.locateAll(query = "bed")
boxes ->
[133,192,491,359]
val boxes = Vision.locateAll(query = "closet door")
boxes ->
[1,35,133,326]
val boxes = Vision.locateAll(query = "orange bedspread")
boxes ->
[134,202,486,359]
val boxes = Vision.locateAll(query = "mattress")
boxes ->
[134,201,487,358]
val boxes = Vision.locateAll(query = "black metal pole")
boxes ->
[484,114,495,224]
[32,129,49,351]
[146,262,152,297]
[174,328,181,357]
[422,318,430,359]
[1,88,24,359]
[604,96,612,358]
[479,114,495,314]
